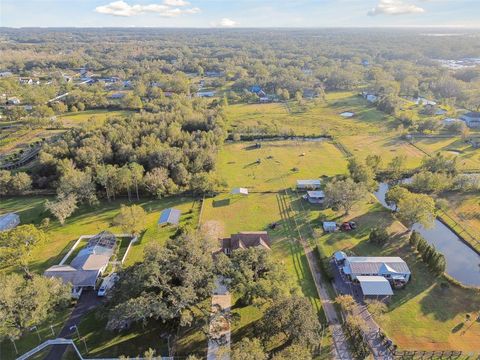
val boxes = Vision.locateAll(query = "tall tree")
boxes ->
[113,205,146,235]
[0,274,71,341]
[45,194,78,226]
[0,225,46,276]
[324,178,367,215]
[397,192,436,228]
[129,162,144,201]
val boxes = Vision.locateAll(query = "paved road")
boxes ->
[43,291,101,360]
[207,277,231,360]
[331,261,393,359]
[302,245,353,360]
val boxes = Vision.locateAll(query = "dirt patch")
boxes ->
[201,220,226,239]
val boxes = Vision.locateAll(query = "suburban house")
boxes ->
[296,179,321,190]
[460,112,480,128]
[303,190,325,204]
[158,208,182,226]
[0,213,20,231]
[220,231,271,255]
[339,255,411,283]
[44,231,116,291]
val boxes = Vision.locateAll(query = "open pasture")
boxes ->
[58,110,131,128]
[217,140,348,192]
[226,92,395,137]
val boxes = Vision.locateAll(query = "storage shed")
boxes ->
[323,221,337,233]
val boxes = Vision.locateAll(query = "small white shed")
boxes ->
[323,221,337,233]
[231,187,249,195]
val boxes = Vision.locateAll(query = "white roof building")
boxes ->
[231,187,249,195]
[343,256,411,282]
[357,276,394,296]
[323,221,337,232]
[0,213,20,231]
[297,179,321,190]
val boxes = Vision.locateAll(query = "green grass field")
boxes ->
[217,140,348,192]
[58,110,132,128]
[226,91,394,137]
[412,137,480,171]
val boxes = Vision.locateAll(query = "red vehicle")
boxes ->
[341,222,351,231]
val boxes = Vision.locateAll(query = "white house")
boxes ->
[296,179,321,190]
[0,213,20,232]
[304,190,325,204]
[342,256,411,283]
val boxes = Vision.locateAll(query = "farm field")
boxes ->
[412,137,480,170]
[58,109,132,127]
[226,91,395,137]
[217,140,348,192]
[340,134,426,169]
[310,196,480,351]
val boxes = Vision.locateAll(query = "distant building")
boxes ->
[220,231,271,255]
[0,213,20,232]
[109,92,125,99]
[460,112,480,128]
[323,222,337,233]
[197,91,216,98]
[7,97,21,105]
[303,190,325,204]
[296,179,321,190]
[44,231,117,290]
[415,97,437,106]
[0,71,13,78]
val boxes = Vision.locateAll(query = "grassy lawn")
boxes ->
[340,134,426,169]
[58,110,132,128]
[312,195,480,352]
[217,140,348,192]
[412,137,480,171]
[226,92,394,137]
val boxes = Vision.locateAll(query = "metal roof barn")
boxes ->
[0,213,20,231]
[158,208,182,225]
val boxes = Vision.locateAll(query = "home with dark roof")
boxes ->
[220,231,271,255]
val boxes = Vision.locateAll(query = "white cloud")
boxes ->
[163,0,190,6]
[211,18,238,27]
[368,0,425,16]
[95,0,199,17]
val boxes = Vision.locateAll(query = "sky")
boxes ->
[1,0,479,28]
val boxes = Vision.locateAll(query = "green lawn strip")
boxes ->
[77,312,169,358]
[0,306,73,360]
[58,110,132,128]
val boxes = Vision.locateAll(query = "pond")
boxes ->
[374,182,480,288]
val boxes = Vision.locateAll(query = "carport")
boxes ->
[357,276,393,298]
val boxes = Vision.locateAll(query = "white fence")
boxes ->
[16,338,174,360]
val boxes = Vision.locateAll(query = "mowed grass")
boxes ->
[340,134,426,169]
[412,137,480,170]
[226,91,394,137]
[59,110,132,128]
[311,196,480,351]
[217,140,348,191]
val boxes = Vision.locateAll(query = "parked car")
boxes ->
[97,273,119,297]
[341,222,351,231]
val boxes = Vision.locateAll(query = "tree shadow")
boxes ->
[213,199,231,208]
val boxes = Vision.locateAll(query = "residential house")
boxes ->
[341,255,411,283]
[460,112,480,128]
[220,231,271,255]
[44,231,116,291]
